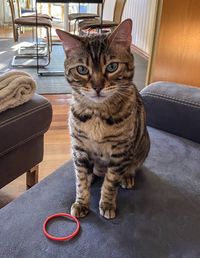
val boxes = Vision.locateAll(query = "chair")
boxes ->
[68,1,104,34]
[8,0,52,68]
[16,0,52,20]
[79,0,127,34]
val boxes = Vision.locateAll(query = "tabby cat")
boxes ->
[56,19,150,219]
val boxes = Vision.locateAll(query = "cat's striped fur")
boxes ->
[56,19,150,219]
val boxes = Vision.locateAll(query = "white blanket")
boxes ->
[0,70,36,113]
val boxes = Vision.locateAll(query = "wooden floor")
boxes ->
[39,94,72,180]
[0,25,13,38]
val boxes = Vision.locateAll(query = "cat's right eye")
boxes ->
[76,65,89,75]
[106,62,119,73]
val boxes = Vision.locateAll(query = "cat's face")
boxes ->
[56,19,134,104]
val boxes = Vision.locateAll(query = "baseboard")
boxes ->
[131,44,149,60]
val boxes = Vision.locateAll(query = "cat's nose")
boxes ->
[92,85,103,95]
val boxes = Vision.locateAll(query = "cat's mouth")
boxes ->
[81,90,109,103]
[90,94,106,102]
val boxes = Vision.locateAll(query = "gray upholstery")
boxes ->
[0,82,200,257]
[141,81,200,143]
[0,127,200,258]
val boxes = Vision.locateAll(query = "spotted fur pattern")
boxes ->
[57,20,150,219]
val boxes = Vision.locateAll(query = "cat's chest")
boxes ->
[77,116,112,141]
[72,116,113,161]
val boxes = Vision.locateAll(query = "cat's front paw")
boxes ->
[71,202,89,218]
[99,202,116,219]
[121,175,135,189]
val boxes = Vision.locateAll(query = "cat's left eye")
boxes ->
[106,62,119,73]
[76,65,89,75]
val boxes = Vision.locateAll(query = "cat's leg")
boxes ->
[71,150,93,218]
[121,131,150,189]
[71,168,93,218]
[121,165,136,189]
[99,169,122,219]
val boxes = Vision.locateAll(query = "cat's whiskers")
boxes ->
[104,85,117,91]
[117,90,132,98]
[82,87,90,92]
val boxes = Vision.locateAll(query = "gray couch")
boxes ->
[0,82,200,258]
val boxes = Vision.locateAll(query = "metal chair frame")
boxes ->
[8,0,52,68]
[79,0,127,35]
[69,1,105,34]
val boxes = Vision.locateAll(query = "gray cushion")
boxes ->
[0,127,200,258]
[141,81,200,143]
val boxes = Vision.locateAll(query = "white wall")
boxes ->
[123,0,158,55]
[0,0,13,25]
[91,0,158,56]
[0,0,6,25]
[103,0,116,20]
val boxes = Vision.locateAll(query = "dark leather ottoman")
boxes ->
[0,94,52,189]
[0,83,199,258]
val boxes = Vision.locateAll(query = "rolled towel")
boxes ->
[0,70,36,113]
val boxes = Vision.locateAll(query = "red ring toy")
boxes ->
[43,213,80,241]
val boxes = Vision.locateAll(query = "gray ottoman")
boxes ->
[0,82,200,258]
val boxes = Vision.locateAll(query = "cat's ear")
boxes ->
[108,19,132,48]
[56,29,82,54]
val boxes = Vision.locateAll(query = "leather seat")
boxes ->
[0,94,52,189]
[15,17,52,27]
[22,13,52,21]
[79,19,118,30]
[68,13,99,20]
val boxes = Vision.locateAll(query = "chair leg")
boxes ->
[45,26,51,66]
[74,19,78,34]
[49,28,51,58]
[11,25,51,68]
[26,165,39,189]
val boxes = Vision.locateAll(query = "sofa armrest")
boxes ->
[140,81,200,143]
